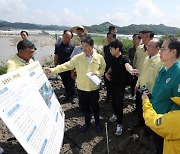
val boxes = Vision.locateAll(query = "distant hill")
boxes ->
[117,23,180,35]
[0,20,180,35]
[0,20,70,31]
[85,22,180,35]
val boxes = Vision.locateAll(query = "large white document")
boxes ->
[86,72,101,86]
[0,61,65,154]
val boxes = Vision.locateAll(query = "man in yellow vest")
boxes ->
[7,40,36,72]
[133,30,154,72]
[45,36,106,133]
[134,39,163,127]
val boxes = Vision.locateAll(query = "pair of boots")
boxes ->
[80,114,102,133]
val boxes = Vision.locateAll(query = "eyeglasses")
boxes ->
[82,44,91,48]
[147,45,156,48]
[160,47,169,51]
[24,49,36,55]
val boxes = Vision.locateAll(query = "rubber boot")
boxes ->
[80,114,91,132]
[94,114,103,133]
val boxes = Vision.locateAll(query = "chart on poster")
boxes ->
[0,61,64,154]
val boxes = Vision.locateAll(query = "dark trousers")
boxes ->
[111,84,125,124]
[60,71,76,98]
[104,75,112,100]
[78,89,99,115]
[130,76,138,97]
[136,89,145,124]
[152,131,164,154]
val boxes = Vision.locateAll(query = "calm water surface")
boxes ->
[0,37,55,64]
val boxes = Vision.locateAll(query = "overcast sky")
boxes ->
[0,0,180,28]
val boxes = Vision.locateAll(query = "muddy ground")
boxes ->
[0,75,156,154]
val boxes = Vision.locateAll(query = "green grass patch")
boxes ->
[91,36,104,46]
[0,65,7,75]
[91,36,133,55]
[120,38,133,55]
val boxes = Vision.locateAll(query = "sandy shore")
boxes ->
[0,34,56,65]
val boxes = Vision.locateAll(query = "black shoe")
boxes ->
[69,97,77,104]
[133,122,145,128]
[95,124,103,133]
[62,96,69,103]
[80,124,90,132]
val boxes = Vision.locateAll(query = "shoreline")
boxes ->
[0,35,56,64]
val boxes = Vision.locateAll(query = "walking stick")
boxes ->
[105,122,110,154]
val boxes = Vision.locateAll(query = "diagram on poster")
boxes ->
[0,61,64,154]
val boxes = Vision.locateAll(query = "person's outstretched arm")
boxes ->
[44,59,75,75]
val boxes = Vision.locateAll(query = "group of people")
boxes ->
[45,26,138,135]
[5,25,180,154]
[127,31,180,154]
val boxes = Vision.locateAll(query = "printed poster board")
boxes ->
[0,61,64,154]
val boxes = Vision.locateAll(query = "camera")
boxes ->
[138,86,152,98]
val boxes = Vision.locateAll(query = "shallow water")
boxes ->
[34,46,55,63]
[0,37,16,64]
[0,37,55,64]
